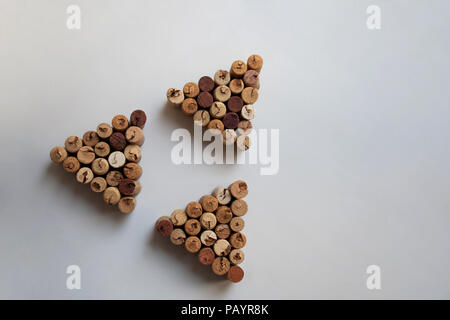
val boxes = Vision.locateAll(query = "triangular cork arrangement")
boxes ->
[49,110,147,214]
[156,180,249,283]
[166,55,262,150]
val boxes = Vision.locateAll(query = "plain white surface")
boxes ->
[0,0,449,299]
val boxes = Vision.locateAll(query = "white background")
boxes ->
[0,0,449,299]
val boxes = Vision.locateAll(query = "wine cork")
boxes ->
[170,228,186,245]
[227,265,244,283]
[213,85,231,102]
[229,180,248,199]
[197,92,213,108]
[237,120,253,135]
[185,236,202,253]
[229,79,244,94]
[198,76,215,92]
[97,123,113,139]
[77,146,95,165]
[201,230,217,247]
[125,126,145,146]
[91,158,110,175]
[181,98,198,116]
[103,187,121,205]
[210,102,227,119]
[230,232,246,249]
[109,132,126,151]
[123,162,142,180]
[62,157,80,173]
[94,141,110,158]
[230,217,245,232]
[50,146,67,163]
[106,170,123,187]
[207,119,224,132]
[241,104,255,120]
[170,209,188,227]
[243,70,260,89]
[213,239,231,257]
[198,247,215,265]
[186,201,202,218]
[223,113,239,129]
[155,216,173,237]
[200,212,217,230]
[124,144,141,163]
[236,135,251,151]
[230,60,247,78]
[212,187,232,205]
[241,87,258,104]
[212,257,231,276]
[247,54,263,72]
[193,110,210,127]
[130,110,147,129]
[118,179,140,196]
[216,206,233,224]
[76,167,94,184]
[166,88,184,105]
[200,195,218,212]
[111,115,129,132]
[214,70,230,86]
[227,96,244,113]
[118,196,136,214]
[82,131,100,147]
[229,249,245,265]
[231,199,248,216]
[222,129,237,145]
[184,219,201,236]
[183,82,200,98]
[90,177,107,193]
[108,151,126,169]
[215,224,231,239]
[65,136,83,153]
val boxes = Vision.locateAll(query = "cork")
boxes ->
[123,162,142,180]
[109,132,127,151]
[167,88,184,105]
[90,177,107,193]
[222,129,237,145]
[198,76,215,92]
[118,178,140,196]
[97,123,113,139]
[108,151,126,169]
[118,196,136,214]
[65,136,83,153]
[210,102,227,119]
[50,146,67,163]
[198,247,215,265]
[227,265,244,283]
[200,230,217,246]
[106,170,123,187]
[241,87,259,105]
[94,141,110,158]
[155,216,173,237]
[103,187,121,205]
[213,85,231,102]
[170,228,186,246]
[237,120,253,135]
[92,158,110,175]
[185,236,201,253]
[230,217,245,232]
[124,145,142,163]
[229,180,248,199]
[181,98,198,116]
[241,104,255,120]
[170,209,188,227]
[212,187,232,205]
[77,146,95,165]
[216,206,233,224]
[230,232,246,249]
[229,79,244,95]
[247,54,263,72]
[62,157,80,173]
[231,199,248,216]
[243,70,260,89]
[212,257,230,276]
[227,96,244,113]
[200,212,217,230]
[130,110,147,129]
[223,113,240,129]
[213,239,231,257]
[207,119,224,132]
[193,110,210,127]
[125,126,145,146]
[215,224,231,239]
[185,201,202,218]
[197,92,213,109]
[236,135,251,151]
[230,60,247,78]
[112,115,129,132]
[214,70,231,86]
[229,249,245,265]
[183,82,200,98]
[76,167,94,184]
[82,131,100,147]
[200,195,219,212]
[184,219,201,236]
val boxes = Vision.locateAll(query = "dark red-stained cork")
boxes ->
[156,216,173,237]
[198,76,215,92]
[197,92,213,108]
[227,96,244,113]
[109,132,127,151]
[227,265,244,283]
[198,247,215,265]
[118,178,138,196]
[130,110,147,128]
[223,113,240,129]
